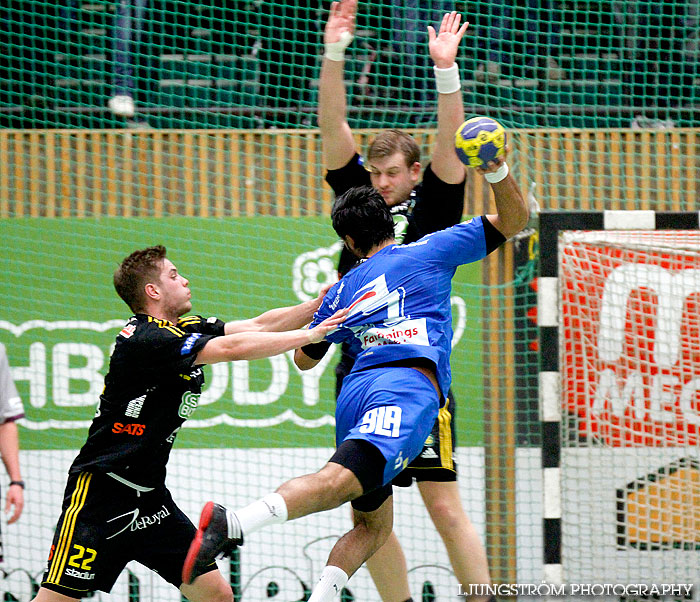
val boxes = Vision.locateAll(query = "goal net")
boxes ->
[541,211,700,589]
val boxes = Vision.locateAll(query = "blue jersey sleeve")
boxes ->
[309,280,354,346]
[310,281,341,326]
[409,216,488,268]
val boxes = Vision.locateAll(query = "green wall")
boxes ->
[1,218,484,449]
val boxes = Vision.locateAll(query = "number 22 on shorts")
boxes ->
[68,544,97,570]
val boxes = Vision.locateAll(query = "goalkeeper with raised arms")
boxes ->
[317,1,525,601]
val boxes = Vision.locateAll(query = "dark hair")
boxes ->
[368,129,420,167]
[113,245,167,313]
[332,186,395,257]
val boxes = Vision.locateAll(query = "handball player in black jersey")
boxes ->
[32,245,344,602]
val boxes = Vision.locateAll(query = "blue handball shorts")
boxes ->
[335,367,440,487]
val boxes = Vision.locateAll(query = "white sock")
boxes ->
[233,492,288,537]
[308,566,349,602]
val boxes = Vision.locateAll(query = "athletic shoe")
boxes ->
[108,95,135,117]
[182,501,243,585]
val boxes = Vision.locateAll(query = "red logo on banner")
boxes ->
[561,237,700,446]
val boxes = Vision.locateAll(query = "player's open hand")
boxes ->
[307,307,349,343]
[324,0,357,46]
[428,12,469,69]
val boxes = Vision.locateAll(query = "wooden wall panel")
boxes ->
[1,128,697,218]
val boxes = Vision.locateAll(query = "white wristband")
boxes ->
[434,64,460,94]
[484,162,509,183]
[324,31,354,61]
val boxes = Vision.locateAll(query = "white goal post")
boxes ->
[537,210,700,590]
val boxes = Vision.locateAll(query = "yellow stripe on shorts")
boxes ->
[438,402,454,471]
[47,472,92,584]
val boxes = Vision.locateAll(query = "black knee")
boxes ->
[330,439,386,494]
[330,439,392,512]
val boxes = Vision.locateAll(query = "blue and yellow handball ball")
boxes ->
[454,117,507,168]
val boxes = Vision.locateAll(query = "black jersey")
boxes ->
[69,313,225,488]
[326,153,466,277]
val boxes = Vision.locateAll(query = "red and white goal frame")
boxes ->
[537,210,700,589]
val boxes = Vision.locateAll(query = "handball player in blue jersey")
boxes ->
[319,5,527,601]
[183,184,528,601]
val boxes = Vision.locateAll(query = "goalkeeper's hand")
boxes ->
[428,11,469,69]
[324,0,356,51]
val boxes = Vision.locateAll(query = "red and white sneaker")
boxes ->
[182,502,242,585]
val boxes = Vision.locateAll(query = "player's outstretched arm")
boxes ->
[318,0,358,170]
[480,150,529,239]
[196,309,347,365]
[429,11,469,185]
[223,285,332,335]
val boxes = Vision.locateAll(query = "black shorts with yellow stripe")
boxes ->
[41,471,217,597]
[393,390,457,486]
